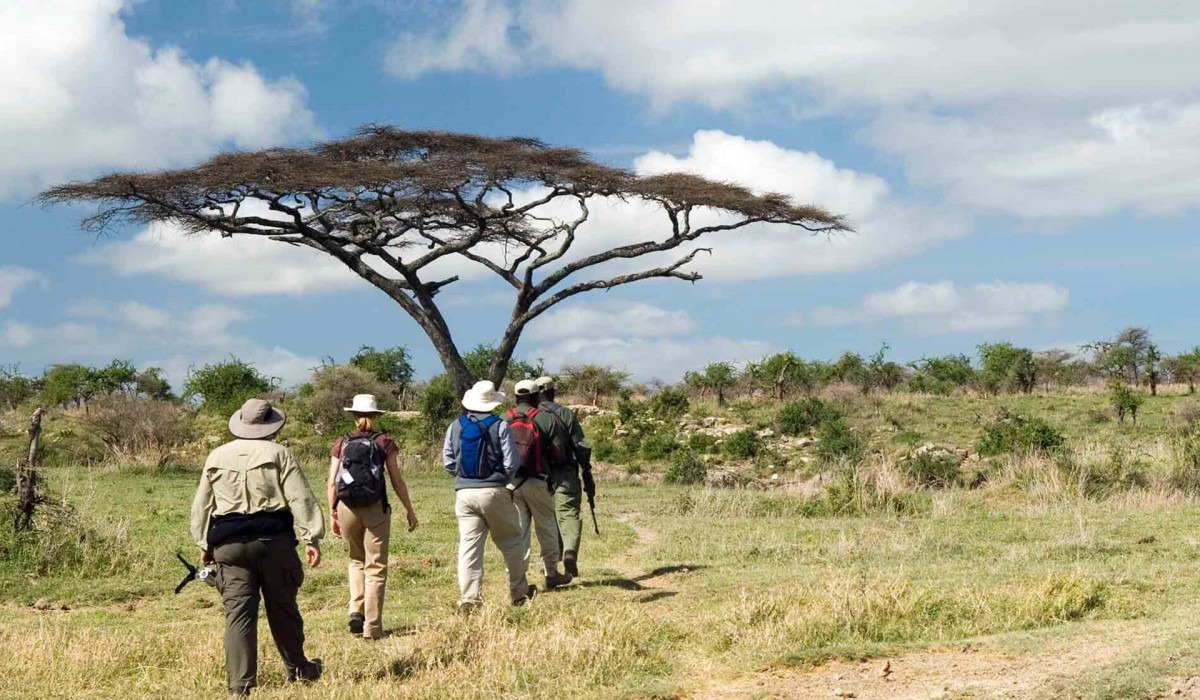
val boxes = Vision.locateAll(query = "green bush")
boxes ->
[663,451,707,485]
[817,418,864,463]
[977,411,1064,455]
[294,363,390,434]
[688,433,719,453]
[183,358,272,415]
[417,374,460,439]
[777,397,839,436]
[640,432,680,461]
[0,498,130,578]
[648,389,690,419]
[723,429,762,459]
[900,451,961,489]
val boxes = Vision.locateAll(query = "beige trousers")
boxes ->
[337,501,391,638]
[512,477,562,576]
[454,487,529,605]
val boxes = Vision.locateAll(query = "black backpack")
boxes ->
[335,433,388,508]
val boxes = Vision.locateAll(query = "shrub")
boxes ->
[977,411,1064,456]
[648,389,689,419]
[0,497,130,578]
[1109,380,1146,424]
[689,433,719,453]
[640,432,680,461]
[663,451,707,485]
[417,374,460,439]
[777,397,839,436]
[900,451,961,489]
[82,396,193,466]
[1175,402,1200,432]
[723,429,762,459]
[183,358,271,415]
[294,363,390,434]
[350,345,414,387]
[817,418,864,463]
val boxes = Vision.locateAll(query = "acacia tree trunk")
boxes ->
[15,407,43,531]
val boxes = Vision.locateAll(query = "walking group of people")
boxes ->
[189,376,593,696]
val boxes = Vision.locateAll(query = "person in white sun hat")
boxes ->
[442,381,533,608]
[326,394,419,639]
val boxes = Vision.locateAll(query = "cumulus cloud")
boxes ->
[386,1,1200,219]
[0,267,43,308]
[524,300,772,380]
[11,298,319,388]
[527,300,693,341]
[810,281,1069,334]
[0,0,318,198]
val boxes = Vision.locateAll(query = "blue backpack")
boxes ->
[457,414,500,478]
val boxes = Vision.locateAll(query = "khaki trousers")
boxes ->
[213,537,309,694]
[454,487,529,605]
[512,477,562,576]
[337,501,391,639]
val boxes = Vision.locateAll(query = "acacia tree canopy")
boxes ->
[41,126,848,394]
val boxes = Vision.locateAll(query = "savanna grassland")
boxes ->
[8,386,1200,699]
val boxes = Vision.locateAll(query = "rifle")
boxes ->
[175,552,217,594]
[588,492,600,535]
[583,469,599,535]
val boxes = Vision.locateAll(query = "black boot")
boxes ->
[349,613,365,635]
[563,551,579,577]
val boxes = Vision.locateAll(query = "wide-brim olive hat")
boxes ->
[228,398,286,439]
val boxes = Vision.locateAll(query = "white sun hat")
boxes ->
[462,381,505,413]
[534,376,555,391]
[343,394,386,415]
[514,379,539,397]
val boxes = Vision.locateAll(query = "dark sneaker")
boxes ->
[287,659,323,684]
[349,613,365,635]
[563,552,579,578]
[545,571,573,590]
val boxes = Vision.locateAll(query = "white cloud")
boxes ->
[873,102,1200,219]
[0,0,318,198]
[1,321,37,349]
[523,299,771,380]
[389,1,1200,219]
[811,281,1069,334]
[385,0,522,79]
[0,267,43,308]
[11,299,318,388]
[527,300,693,341]
[79,220,368,296]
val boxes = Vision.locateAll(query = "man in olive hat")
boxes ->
[190,398,325,697]
[535,376,594,577]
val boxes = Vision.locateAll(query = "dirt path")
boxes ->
[692,624,1160,700]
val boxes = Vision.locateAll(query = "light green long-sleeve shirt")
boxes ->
[190,439,325,550]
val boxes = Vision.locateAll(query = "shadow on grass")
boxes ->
[577,564,708,592]
[634,590,677,604]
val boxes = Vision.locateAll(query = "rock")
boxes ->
[789,470,834,498]
[757,428,776,439]
[701,417,718,428]
[32,598,50,611]
[833,690,856,698]
[770,473,780,480]
[570,405,615,421]
[614,429,630,437]
[705,468,741,489]
[794,437,818,448]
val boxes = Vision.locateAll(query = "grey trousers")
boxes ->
[213,537,310,693]
[454,487,529,605]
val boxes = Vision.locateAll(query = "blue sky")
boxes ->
[2,0,1198,387]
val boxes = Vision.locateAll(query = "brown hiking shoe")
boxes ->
[545,572,573,590]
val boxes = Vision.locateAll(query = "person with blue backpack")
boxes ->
[326,394,419,640]
[442,380,533,608]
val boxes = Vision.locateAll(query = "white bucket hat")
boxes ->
[343,394,386,415]
[462,381,505,413]
[514,379,539,397]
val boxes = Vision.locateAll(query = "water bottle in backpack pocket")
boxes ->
[457,414,500,479]
[336,433,388,507]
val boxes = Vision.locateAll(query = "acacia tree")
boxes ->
[41,127,846,394]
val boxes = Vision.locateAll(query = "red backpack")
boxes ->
[506,408,544,478]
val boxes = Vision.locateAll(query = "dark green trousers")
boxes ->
[551,467,583,556]
[213,537,309,693]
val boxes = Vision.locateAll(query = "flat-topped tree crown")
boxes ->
[40,125,849,393]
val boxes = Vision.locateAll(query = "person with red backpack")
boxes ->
[326,395,419,640]
[506,380,573,591]
[442,381,533,608]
